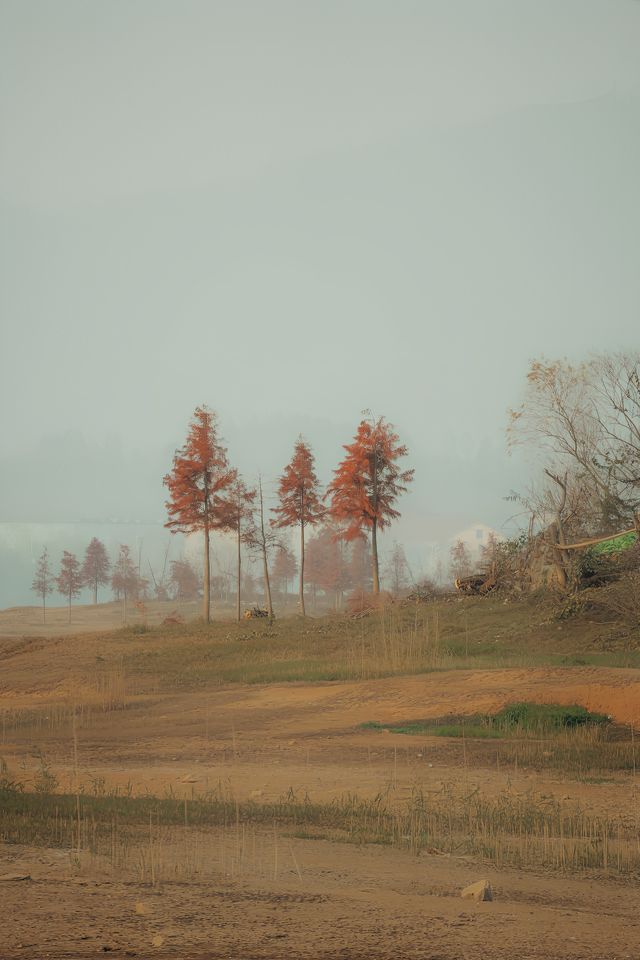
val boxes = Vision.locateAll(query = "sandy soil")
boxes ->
[2,834,639,960]
[1,628,640,958]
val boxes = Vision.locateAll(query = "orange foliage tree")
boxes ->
[327,416,414,594]
[164,406,236,622]
[272,545,298,599]
[56,550,83,623]
[81,537,110,604]
[272,438,324,616]
[305,525,351,610]
[221,476,257,621]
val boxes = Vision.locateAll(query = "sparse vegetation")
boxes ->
[114,598,639,689]
[1,774,639,877]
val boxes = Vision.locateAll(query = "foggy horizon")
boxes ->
[2,0,639,607]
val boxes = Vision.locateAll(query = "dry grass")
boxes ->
[114,600,640,690]
[2,772,639,879]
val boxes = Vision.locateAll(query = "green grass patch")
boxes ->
[361,702,610,739]
[591,531,638,555]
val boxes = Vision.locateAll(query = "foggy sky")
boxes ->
[1,1,640,606]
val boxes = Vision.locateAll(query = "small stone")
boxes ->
[461,879,493,902]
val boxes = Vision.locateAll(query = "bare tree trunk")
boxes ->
[545,469,570,590]
[257,477,274,621]
[371,520,380,594]
[68,591,71,624]
[94,578,98,605]
[42,593,46,624]
[299,515,306,616]
[262,549,273,620]
[548,522,568,590]
[237,523,241,623]
[203,522,210,623]
[371,442,380,594]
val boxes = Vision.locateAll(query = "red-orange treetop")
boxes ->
[326,417,414,540]
[272,437,324,530]
[164,406,236,535]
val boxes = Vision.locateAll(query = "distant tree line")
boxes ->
[30,537,203,624]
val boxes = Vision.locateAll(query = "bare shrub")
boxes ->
[585,571,640,632]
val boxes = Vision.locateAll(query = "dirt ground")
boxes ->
[3,834,639,960]
[0,601,202,638]
[0,600,301,639]
[1,622,640,959]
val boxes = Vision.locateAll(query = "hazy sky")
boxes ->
[1,1,639,602]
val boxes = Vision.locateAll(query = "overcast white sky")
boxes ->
[1,0,639,603]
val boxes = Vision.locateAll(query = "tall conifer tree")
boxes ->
[56,550,83,623]
[272,438,324,616]
[327,417,413,594]
[32,547,54,623]
[164,407,236,622]
[81,537,110,604]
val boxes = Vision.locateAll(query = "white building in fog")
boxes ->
[450,521,503,562]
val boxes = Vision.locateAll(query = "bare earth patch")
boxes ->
[1,615,640,958]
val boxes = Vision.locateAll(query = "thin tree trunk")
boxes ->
[258,477,274,621]
[545,469,570,590]
[68,592,71,624]
[371,519,380,594]
[262,547,273,620]
[299,516,306,616]
[371,442,380,594]
[203,522,211,623]
[237,522,241,623]
[549,521,568,590]
[43,593,46,624]
[94,578,98,605]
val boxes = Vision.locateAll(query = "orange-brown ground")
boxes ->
[1,612,640,959]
